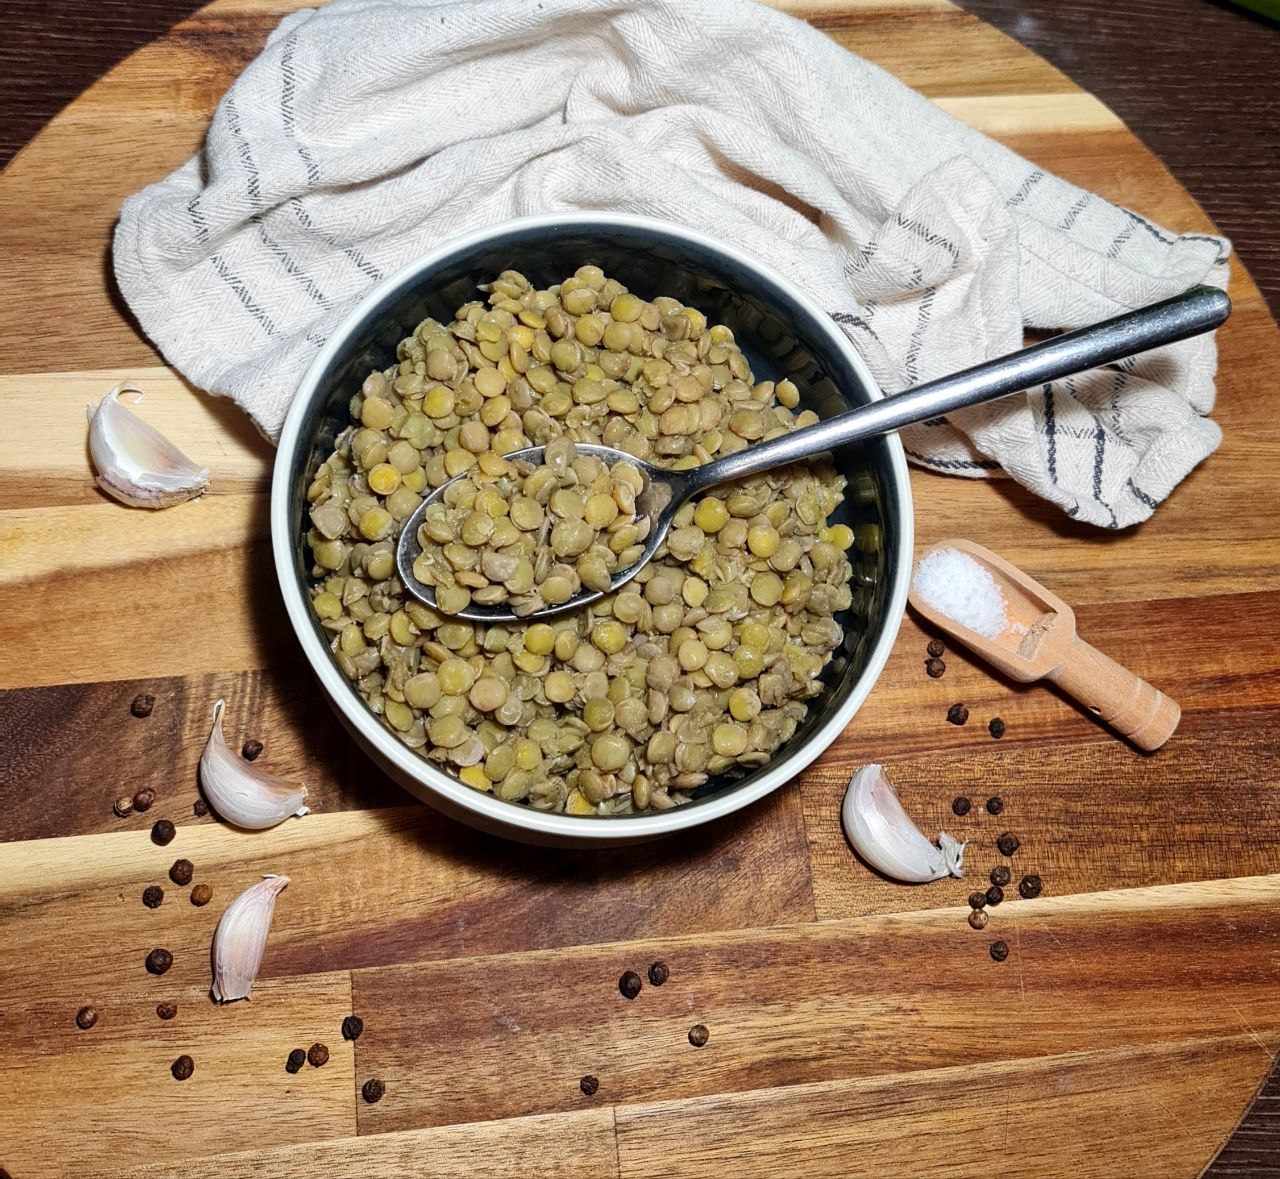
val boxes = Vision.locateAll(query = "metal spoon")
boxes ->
[397,284,1229,622]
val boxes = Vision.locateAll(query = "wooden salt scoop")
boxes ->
[908,539,1180,751]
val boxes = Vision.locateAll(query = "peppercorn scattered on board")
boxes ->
[3,0,1280,1175]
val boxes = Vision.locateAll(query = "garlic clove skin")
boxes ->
[199,700,310,830]
[86,383,209,509]
[841,763,966,883]
[211,874,290,1002]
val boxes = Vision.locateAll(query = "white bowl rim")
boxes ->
[271,210,914,841]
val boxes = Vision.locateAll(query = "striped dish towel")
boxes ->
[112,0,1230,528]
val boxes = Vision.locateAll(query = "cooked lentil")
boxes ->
[412,440,645,615]
[304,268,864,814]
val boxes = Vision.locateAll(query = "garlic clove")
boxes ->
[841,763,966,883]
[211,874,290,1002]
[86,382,209,509]
[199,700,310,830]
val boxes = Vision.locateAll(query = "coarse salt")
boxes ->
[913,548,1008,638]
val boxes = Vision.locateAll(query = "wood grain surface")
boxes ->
[1,0,1279,1176]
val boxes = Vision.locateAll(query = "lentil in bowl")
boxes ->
[272,213,912,846]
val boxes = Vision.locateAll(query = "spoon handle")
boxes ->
[688,284,1230,490]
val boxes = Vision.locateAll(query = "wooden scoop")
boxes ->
[908,539,1180,751]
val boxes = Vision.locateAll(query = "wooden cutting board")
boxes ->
[2,1,1279,1175]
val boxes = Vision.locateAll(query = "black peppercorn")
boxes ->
[142,885,164,909]
[619,970,642,1000]
[133,788,156,813]
[131,693,155,718]
[169,859,194,886]
[145,948,173,976]
[285,1048,306,1074]
[968,909,988,930]
[967,891,987,910]
[156,1002,177,1021]
[951,796,971,817]
[171,1054,195,1081]
[242,739,264,762]
[193,798,209,817]
[688,1024,709,1048]
[647,961,669,987]
[579,1075,599,1097]
[996,832,1020,856]
[190,883,213,907]
[1018,874,1043,899]
[308,1043,329,1068]
[988,717,1005,739]
[363,1077,386,1103]
[342,1015,364,1042]
[926,639,944,659]
[946,703,969,725]
[151,820,176,846]
[990,865,1011,887]
[985,885,1004,907]
[985,796,1004,815]
[989,940,1009,963]
[113,795,134,819]
[925,657,946,678]
[76,1005,98,1030]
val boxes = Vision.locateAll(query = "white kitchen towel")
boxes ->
[113,0,1231,528]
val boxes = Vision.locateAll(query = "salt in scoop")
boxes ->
[398,285,1228,622]
[909,539,1180,751]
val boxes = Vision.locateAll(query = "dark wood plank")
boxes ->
[348,877,1280,1136]
[0,788,815,1011]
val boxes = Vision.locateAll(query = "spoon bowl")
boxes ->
[396,443,684,623]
